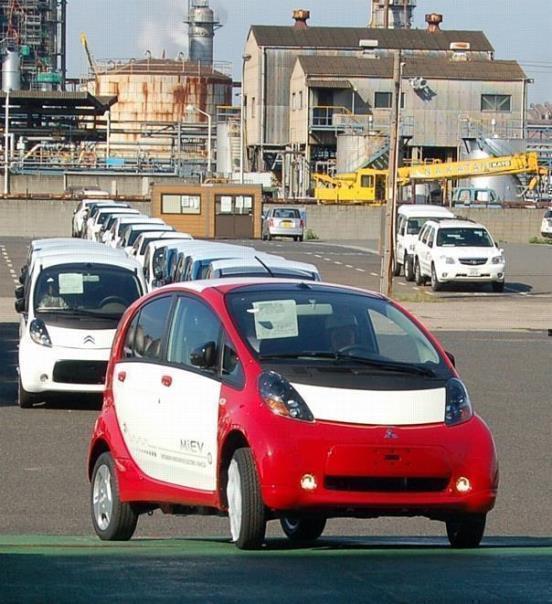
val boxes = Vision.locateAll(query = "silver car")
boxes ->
[262,207,304,241]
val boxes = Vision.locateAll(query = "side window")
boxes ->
[123,312,140,359]
[221,335,244,388]
[167,296,222,373]
[419,225,428,244]
[427,228,435,248]
[131,296,173,361]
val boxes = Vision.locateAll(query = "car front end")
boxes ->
[433,251,505,284]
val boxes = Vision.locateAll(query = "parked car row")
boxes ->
[395,205,506,292]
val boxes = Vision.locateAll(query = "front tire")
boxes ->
[280,516,326,543]
[404,254,414,282]
[91,452,138,541]
[446,513,486,548]
[226,448,266,550]
[492,281,504,293]
[414,259,425,286]
[431,264,443,291]
[18,378,38,409]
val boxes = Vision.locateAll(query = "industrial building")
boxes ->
[242,8,532,197]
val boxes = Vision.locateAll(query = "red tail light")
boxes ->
[268,218,274,227]
[300,219,304,228]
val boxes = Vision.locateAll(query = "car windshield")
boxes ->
[407,217,433,235]
[273,209,300,219]
[437,227,494,247]
[226,286,448,375]
[34,263,142,320]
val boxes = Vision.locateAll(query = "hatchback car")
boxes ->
[262,207,305,241]
[88,279,498,549]
[413,220,506,292]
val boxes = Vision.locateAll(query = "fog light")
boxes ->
[300,474,317,491]
[455,476,471,493]
[40,374,48,383]
[442,273,448,278]
[498,273,503,279]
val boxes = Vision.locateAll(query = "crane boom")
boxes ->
[80,33,97,77]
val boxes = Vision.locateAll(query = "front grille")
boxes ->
[325,476,449,493]
[53,360,108,385]
[459,258,487,266]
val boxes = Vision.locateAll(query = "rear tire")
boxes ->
[404,255,414,282]
[91,452,138,541]
[414,259,425,286]
[267,233,272,241]
[446,513,486,548]
[492,281,504,293]
[226,448,266,550]
[280,516,326,543]
[431,264,443,291]
[18,378,38,409]
[392,257,401,277]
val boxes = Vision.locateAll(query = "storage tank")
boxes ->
[464,148,522,202]
[2,49,21,92]
[185,0,221,66]
[336,132,387,173]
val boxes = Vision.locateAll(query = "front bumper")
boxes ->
[269,227,303,237]
[19,340,110,394]
[434,261,505,283]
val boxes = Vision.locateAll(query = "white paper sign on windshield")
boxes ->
[253,300,298,340]
[59,273,84,295]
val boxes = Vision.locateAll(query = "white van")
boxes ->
[88,208,141,242]
[395,204,455,281]
[182,246,262,281]
[72,199,114,238]
[106,216,160,248]
[117,223,174,255]
[133,232,193,272]
[206,256,321,281]
[16,251,146,408]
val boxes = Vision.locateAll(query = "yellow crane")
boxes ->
[80,33,98,80]
[313,152,548,205]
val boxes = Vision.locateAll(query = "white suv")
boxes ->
[541,209,552,238]
[413,219,506,292]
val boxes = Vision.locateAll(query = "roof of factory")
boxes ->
[0,90,117,113]
[295,55,526,81]
[249,26,494,53]
[103,58,232,81]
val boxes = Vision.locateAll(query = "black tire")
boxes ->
[267,233,272,241]
[18,377,37,409]
[492,281,505,293]
[91,452,138,541]
[414,259,425,286]
[261,232,267,241]
[431,264,443,292]
[392,257,401,277]
[280,516,326,543]
[404,255,414,282]
[298,235,304,242]
[446,513,486,548]
[227,448,266,550]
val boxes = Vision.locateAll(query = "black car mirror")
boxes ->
[15,285,24,300]
[15,298,26,314]
[190,341,217,369]
[19,265,28,284]
[153,265,163,280]
[445,351,456,367]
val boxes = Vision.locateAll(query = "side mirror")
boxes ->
[428,241,434,248]
[445,351,456,367]
[153,265,163,280]
[190,341,217,369]
[15,285,24,300]
[15,298,26,314]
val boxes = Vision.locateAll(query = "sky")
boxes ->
[67,0,551,103]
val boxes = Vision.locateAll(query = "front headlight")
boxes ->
[29,318,52,347]
[258,371,314,422]
[440,255,456,265]
[445,378,473,426]
[491,255,505,264]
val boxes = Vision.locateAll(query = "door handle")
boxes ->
[161,375,173,387]
[117,371,126,383]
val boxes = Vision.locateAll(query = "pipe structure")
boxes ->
[4,90,10,195]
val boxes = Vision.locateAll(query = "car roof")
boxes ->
[430,219,487,229]
[33,246,127,263]
[165,240,245,254]
[209,256,313,272]
[113,215,149,224]
[398,204,454,217]
[38,251,143,271]
[188,247,259,262]
[32,239,124,254]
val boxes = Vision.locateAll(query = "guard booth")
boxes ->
[151,183,263,239]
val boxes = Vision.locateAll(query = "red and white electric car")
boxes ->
[88,279,498,549]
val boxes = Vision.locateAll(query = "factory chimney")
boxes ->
[185,0,221,66]
[426,13,443,33]
[292,9,310,29]
[370,0,416,29]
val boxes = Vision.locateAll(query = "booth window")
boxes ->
[161,194,201,215]
[481,94,511,112]
[216,195,254,215]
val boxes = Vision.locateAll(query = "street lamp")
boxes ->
[186,104,212,176]
[240,54,252,184]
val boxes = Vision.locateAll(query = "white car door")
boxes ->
[113,295,174,481]
[419,226,434,276]
[155,295,222,491]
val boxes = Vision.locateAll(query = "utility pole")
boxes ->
[380,50,402,297]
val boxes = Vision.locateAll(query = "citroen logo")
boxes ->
[384,428,399,440]
[83,335,95,345]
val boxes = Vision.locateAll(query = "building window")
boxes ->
[215,195,253,215]
[251,97,256,118]
[374,92,392,108]
[481,94,511,112]
[292,92,296,111]
[161,194,201,215]
[299,91,303,110]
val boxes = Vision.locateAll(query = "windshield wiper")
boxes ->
[63,308,121,319]
[259,351,435,376]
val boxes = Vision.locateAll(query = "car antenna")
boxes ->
[254,255,275,277]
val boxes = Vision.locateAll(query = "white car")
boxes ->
[395,204,455,281]
[262,207,305,241]
[84,204,131,240]
[179,245,261,281]
[206,256,320,281]
[88,208,141,242]
[413,219,506,292]
[541,209,552,238]
[130,231,193,268]
[106,216,161,248]
[16,250,146,408]
[117,223,174,255]
[72,199,116,238]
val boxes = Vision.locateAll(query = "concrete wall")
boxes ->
[452,208,544,243]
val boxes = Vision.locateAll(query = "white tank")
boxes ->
[2,49,21,92]
[464,148,521,202]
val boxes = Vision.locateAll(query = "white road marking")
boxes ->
[334,261,343,265]
[356,268,366,273]
[370,272,378,277]
[314,254,322,258]
[346,264,353,269]
[323,257,332,262]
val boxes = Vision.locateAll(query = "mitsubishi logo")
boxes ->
[83,335,95,345]
[384,428,399,440]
